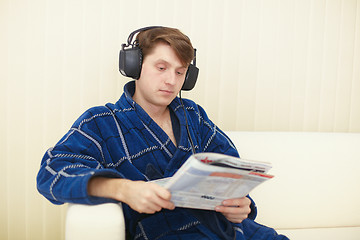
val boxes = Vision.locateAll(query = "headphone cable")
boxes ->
[179,91,196,155]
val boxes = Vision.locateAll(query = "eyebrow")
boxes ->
[155,59,187,69]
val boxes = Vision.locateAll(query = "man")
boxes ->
[37,26,288,239]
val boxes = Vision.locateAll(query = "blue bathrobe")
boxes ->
[37,81,288,240]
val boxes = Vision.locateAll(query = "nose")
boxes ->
[165,70,177,85]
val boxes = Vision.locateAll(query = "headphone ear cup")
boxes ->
[119,47,143,79]
[182,64,199,91]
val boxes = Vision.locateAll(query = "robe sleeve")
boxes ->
[36,107,124,205]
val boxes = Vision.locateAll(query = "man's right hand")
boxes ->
[88,177,175,214]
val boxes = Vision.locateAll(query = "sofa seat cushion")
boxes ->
[277,227,360,240]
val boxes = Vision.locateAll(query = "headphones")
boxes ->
[119,26,199,91]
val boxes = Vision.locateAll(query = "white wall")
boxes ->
[1,0,359,239]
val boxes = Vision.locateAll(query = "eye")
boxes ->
[156,63,167,72]
[176,69,186,76]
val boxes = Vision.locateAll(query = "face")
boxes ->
[133,42,187,111]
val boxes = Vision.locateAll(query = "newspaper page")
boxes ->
[153,152,273,210]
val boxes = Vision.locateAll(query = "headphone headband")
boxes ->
[119,26,199,91]
[124,26,163,48]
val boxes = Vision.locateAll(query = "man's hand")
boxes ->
[215,197,251,223]
[88,177,175,214]
[119,180,175,214]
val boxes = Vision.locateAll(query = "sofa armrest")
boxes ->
[65,203,125,240]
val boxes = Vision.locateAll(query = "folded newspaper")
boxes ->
[153,152,274,210]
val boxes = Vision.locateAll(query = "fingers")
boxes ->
[215,197,251,223]
[126,181,175,214]
[145,182,175,209]
[154,197,175,212]
[221,212,249,223]
[215,204,250,216]
[147,182,172,201]
[222,197,251,208]
[148,191,175,211]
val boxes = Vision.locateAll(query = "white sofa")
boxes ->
[65,132,360,240]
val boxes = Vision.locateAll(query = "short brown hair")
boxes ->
[136,27,194,67]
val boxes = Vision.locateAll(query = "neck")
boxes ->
[132,98,168,123]
[132,91,176,146]
[147,105,169,123]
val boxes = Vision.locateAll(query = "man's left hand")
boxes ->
[215,197,251,223]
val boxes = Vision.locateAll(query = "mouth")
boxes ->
[160,89,174,94]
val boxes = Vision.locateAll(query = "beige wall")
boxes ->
[1,0,359,239]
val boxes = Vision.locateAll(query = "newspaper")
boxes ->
[153,152,273,210]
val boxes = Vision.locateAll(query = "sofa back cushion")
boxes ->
[225,131,360,229]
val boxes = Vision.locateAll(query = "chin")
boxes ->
[156,99,173,107]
